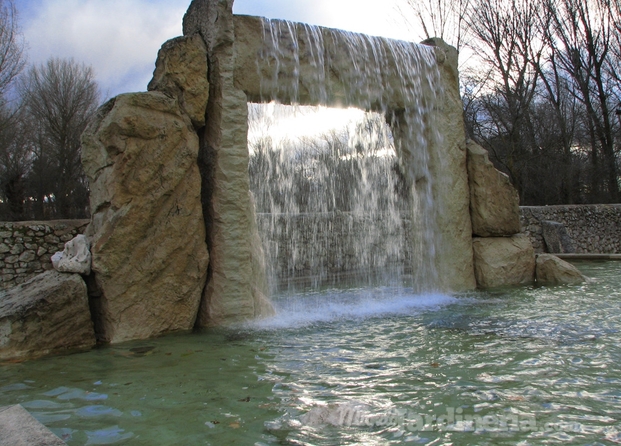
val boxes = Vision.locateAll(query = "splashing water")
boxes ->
[249,18,442,295]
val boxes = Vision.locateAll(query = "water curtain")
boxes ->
[249,18,443,293]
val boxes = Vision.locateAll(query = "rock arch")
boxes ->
[82,0,480,343]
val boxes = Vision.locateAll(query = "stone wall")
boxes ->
[0,220,89,290]
[520,205,621,253]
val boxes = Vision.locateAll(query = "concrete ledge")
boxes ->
[554,253,621,260]
[0,404,65,445]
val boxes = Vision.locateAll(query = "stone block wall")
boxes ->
[0,220,90,290]
[520,205,621,253]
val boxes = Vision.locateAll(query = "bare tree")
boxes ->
[0,0,26,220]
[543,0,619,202]
[19,58,100,219]
[464,0,544,200]
[398,0,470,50]
[0,105,30,220]
[0,0,25,98]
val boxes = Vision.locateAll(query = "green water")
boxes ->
[1,261,620,445]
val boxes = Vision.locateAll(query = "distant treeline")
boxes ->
[0,1,99,222]
[404,0,621,204]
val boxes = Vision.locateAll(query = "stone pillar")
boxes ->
[184,0,273,325]
[422,39,476,291]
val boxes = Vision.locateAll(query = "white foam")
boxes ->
[248,288,457,329]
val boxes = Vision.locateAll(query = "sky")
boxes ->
[14,0,419,100]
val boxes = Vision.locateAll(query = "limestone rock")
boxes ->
[81,92,209,343]
[148,34,209,128]
[536,254,586,286]
[467,141,521,237]
[51,234,92,275]
[185,1,275,326]
[541,220,575,253]
[424,39,476,291]
[0,270,95,361]
[0,405,65,445]
[472,234,535,288]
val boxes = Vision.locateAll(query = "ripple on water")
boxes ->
[0,262,619,445]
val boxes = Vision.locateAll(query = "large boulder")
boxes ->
[467,142,521,237]
[148,33,209,129]
[472,234,535,288]
[0,271,95,361]
[82,92,209,343]
[536,254,587,286]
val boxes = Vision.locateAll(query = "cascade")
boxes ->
[248,18,443,293]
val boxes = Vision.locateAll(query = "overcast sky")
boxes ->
[14,0,417,100]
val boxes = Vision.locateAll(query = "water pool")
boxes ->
[1,261,620,445]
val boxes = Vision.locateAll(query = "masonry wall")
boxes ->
[520,205,621,253]
[0,220,89,290]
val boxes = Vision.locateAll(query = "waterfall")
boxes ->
[248,18,442,294]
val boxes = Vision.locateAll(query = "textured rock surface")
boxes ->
[82,92,209,343]
[52,234,92,275]
[423,39,476,291]
[521,205,621,253]
[472,234,535,288]
[0,270,95,361]
[467,141,521,237]
[184,0,274,325]
[536,254,587,286]
[0,405,65,445]
[541,220,576,253]
[148,34,209,128]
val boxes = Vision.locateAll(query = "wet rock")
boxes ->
[472,234,535,288]
[536,254,587,286]
[0,270,95,361]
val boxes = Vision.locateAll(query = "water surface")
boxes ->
[1,261,620,445]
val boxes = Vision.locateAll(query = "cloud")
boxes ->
[234,0,410,40]
[17,0,415,99]
[21,0,187,97]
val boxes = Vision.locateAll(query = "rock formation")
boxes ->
[148,34,210,128]
[51,234,92,275]
[467,141,535,288]
[541,220,576,253]
[231,13,476,292]
[82,92,209,343]
[472,234,535,288]
[536,254,587,286]
[182,1,277,325]
[467,141,521,237]
[0,405,66,445]
[0,270,95,361]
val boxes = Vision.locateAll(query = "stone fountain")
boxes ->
[0,0,576,361]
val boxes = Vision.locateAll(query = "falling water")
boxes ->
[248,18,442,294]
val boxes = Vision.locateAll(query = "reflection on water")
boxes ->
[1,261,620,445]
